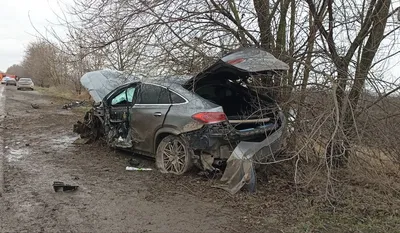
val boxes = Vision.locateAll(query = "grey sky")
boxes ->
[0,0,67,72]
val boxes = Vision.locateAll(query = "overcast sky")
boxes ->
[1,0,400,82]
[0,0,69,72]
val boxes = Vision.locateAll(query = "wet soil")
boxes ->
[0,86,250,232]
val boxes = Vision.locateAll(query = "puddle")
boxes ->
[7,148,30,162]
[50,134,79,150]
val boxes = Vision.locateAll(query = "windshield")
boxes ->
[20,78,32,82]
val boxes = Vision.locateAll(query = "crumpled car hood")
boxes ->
[80,70,140,103]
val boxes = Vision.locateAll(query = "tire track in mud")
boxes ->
[0,85,5,196]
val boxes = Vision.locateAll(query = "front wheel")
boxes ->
[156,135,193,175]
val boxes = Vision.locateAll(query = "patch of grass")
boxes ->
[36,86,91,102]
[296,205,400,233]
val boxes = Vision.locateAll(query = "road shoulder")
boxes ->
[0,86,5,196]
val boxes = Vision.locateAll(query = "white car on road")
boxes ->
[17,78,35,90]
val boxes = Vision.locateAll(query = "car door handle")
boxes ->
[154,112,162,117]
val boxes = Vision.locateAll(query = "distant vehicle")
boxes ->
[5,77,17,86]
[1,76,11,84]
[1,74,16,84]
[17,78,34,90]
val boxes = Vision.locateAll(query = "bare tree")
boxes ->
[6,64,29,77]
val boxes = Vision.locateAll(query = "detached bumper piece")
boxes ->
[53,181,79,192]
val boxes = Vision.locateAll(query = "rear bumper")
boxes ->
[18,85,34,88]
[183,111,286,160]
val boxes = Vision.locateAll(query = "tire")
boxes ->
[156,135,193,175]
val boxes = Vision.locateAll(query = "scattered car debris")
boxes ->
[31,103,39,109]
[126,167,152,171]
[62,101,86,110]
[53,181,79,192]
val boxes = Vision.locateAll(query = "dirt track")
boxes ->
[0,86,257,232]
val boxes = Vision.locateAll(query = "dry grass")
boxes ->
[36,86,91,102]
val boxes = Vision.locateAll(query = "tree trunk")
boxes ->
[253,0,274,51]
[343,0,391,140]
[276,0,290,57]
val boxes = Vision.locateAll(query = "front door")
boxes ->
[130,83,172,154]
[105,84,137,148]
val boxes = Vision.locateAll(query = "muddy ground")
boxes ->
[0,85,287,233]
[1,85,400,233]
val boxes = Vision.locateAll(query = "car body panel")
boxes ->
[220,47,289,72]
[130,104,171,153]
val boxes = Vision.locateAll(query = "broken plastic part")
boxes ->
[53,181,79,192]
[126,167,152,171]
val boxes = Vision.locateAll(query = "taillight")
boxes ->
[192,112,227,124]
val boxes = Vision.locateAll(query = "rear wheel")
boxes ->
[156,135,193,175]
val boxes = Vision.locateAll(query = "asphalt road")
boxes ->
[0,85,5,196]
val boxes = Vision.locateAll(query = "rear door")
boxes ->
[130,83,172,154]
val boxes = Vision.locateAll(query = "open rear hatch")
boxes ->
[183,47,288,138]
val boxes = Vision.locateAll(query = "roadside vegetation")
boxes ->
[5,0,400,231]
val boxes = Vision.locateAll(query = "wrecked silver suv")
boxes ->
[74,48,288,176]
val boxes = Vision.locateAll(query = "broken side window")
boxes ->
[111,87,136,106]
